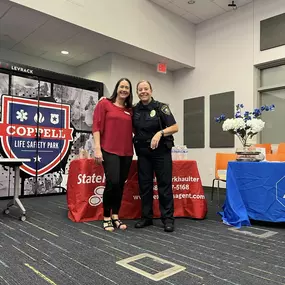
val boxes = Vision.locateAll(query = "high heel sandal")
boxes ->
[103,219,114,231]
[112,218,127,230]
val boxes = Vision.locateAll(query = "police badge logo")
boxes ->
[0,95,73,176]
[150,110,156,117]
[50,114,59,125]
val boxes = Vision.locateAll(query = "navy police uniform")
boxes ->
[133,98,176,230]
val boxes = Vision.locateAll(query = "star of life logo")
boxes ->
[0,95,73,176]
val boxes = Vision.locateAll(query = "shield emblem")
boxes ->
[50,113,59,125]
[0,95,73,176]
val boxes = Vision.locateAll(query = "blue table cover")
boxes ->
[220,161,285,228]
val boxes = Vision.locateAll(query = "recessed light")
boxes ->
[61,50,69,55]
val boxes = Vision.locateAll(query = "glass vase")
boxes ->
[235,145,262,162]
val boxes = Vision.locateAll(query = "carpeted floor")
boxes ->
[0,190,285,285]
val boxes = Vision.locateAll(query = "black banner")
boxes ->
[0,59,104,93]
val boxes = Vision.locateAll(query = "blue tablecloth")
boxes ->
[220,161,285,228]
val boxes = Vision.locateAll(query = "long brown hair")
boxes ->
[108,78,133,108]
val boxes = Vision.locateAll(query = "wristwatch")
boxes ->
[160,130,164,136]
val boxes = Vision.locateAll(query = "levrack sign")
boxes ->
[0,95,73,176]
[0,61,34,74]
[0,61,33,74]
[11,65,33,74]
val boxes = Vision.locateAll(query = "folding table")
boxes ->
[0,158,31,221]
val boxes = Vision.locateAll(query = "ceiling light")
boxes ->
[188,0,195,4]
[61,50,69,55]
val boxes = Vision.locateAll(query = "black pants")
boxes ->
[102,149,132,217]
[137,146,174,223]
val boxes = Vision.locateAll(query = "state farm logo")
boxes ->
[89,186,105,206]
[0,95,73,176]
[77,173,105,207]
[77,173,105,184]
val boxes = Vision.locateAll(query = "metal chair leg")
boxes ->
[217,180,220,207]
[211,179,216,202]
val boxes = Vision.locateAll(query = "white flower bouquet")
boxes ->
[215,104,275,147]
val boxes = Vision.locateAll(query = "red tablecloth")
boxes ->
[67,159,207,222]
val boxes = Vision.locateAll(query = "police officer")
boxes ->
[133,80,179,232]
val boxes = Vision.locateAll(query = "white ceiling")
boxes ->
[0,0,253,71]
[150,0,253,24]
[0,0,189,70]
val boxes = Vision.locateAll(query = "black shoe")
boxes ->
[164,221,174,232]
[135,219,153,228]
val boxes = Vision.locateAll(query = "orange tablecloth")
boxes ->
[67,159,207,222]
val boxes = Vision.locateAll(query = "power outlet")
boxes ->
[209,168,213,175]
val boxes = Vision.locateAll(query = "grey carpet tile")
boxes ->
[0,194,285,285]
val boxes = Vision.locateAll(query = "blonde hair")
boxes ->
[136,80,152,91]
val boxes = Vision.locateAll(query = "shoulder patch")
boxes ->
[161,104,171,115]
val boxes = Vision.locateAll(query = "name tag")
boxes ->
[124,111,131,115]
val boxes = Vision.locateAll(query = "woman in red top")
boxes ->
[93,78,133,232]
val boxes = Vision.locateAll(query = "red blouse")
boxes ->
[92,99,133,156]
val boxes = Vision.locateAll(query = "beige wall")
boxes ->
[173,3,255,186]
